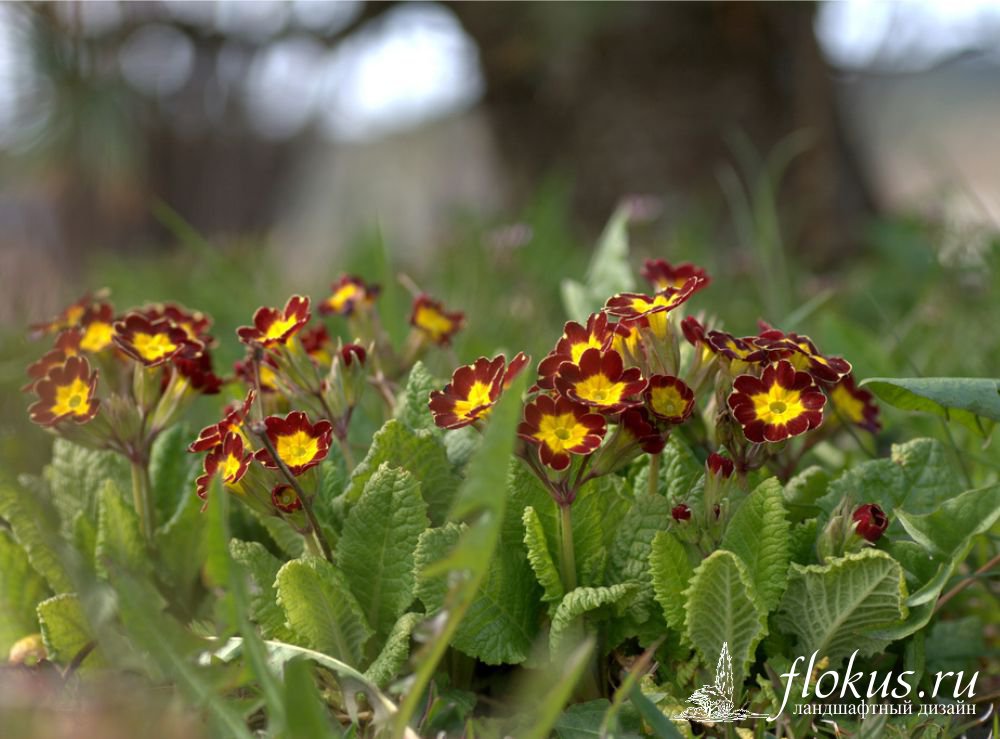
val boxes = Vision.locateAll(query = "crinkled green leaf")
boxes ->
[606,494,672,624]
[345,420,459,524]
[337,464,428,637]
[685,550,767,685]
[649,530,693,634]
[229,539,296,642]
[43,439,130,533]
[0,484,72,593]
[553,699,642,739]
[37,593,97,668]
[550,583,635,657]
[862,377,1000,436]
[721,478,790,611]
[275,557,373,666]
[96,480,150,577]
[632,437,704,502]
[443,426,479,468]
[0,529,49,652]
[560,205,635,321]
[523,506,564,604]
[783,466,830,521]
[395,361,439,433]
[283,657,342,738]
[777,549,907,663]
[149,424,198,525]
[155,488,207,602]
[364,611,422,688]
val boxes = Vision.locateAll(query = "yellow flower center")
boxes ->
[64,305,85,327]
[221,453,242,481]
[751,384,806,425]
[80,322,114,352]
[52,378,92,417]
[264,315,299,341]
[276,430,320,468]
[573,374,626,405]
[132,331,178,361]
[651,385,686,418]
[327,283,361,312]
[535,413,591,454]
[453,380,494,420]
[415,305,454,340]
[569,336,604,364]
[259,363,278,388]
[831,384,864,423]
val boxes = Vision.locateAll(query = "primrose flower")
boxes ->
[641,259,711,292]
[78,303,117,353]
[518,394,606,471]
[196,432,253,499]
[410,294,464,345]
[705,330,768,374]
[429,352,528,429]
[237,295,311,348]
[604,277,704,321]
[23,329,82,392]
[620,407,666,453]
[189,391,256,453]
[320,275,380,316]
[706,452,735,478]
[536,313,615,389]
[255,411,332,475]
[755,325,851,383]
[271,483,303,513]
[852,503,889,542]
[555,348,646,413]
[28,356,100,427]
[173,350,224,395]
[29,292,103,337]
[235,353,280,393]
[645,374,695,423]
[114,313,201,367]
[828,374,881,433]
[300,324,333,363]
[727,360,825,443]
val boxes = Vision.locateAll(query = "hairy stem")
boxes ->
[647,452,661,497]
[558,501,578,593]
[130,458,155,543]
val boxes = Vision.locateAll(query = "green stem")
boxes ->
[304,529,324,559]
[558,502,578,593]
[647,452,661,497]
[336,434,356,471]
[130,458,155,543]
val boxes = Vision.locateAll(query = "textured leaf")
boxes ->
[43,439,130,532]
[337,464,428,637]
[550,584,635,657]
[275,557,373,666]
[0,484,72,593]
[783,466,830,521]
[229,539,296,641]
[523,506,564,604]
[257,512,306,558]
[344,420,459,524]
[553,699,642,739]
[632,437,703,501]
[0,530,49,653]
[606,494,673,623]
[443,426,479,468]
[95,480,150,577]
[283,657,341,738]
[395,361,439,433]
[149,424,199,525]
[649,530,694,634]
[862,377,1000,436]
[155,488,208,601]
[685,550,767,684]
[560,205,635,321]
[721,478,790,611]
[364,611,422,688]
[776,549,907,663]
[37,593,96,667]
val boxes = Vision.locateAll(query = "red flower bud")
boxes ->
[707,452,734,479]
[852,503,888,542]
[671,504,691,522]
[340,343,367,367]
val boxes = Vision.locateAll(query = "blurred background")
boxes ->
[2,0,1000,475]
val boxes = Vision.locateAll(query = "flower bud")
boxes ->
[852,503,888,543]
[671,504,691,522]
[706,452,734,479]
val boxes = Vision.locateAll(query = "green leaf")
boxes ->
[516,639,596,739]
[43,439,130,532]
[632,437,703,502]
[229,539,296,641]
[0,484,73,593]
[364,611,422,688]
[862,377,1000,435]
[337,464,428,637]
[523,506,564,604]
[560,205,635,321]
[149,424,198,525]
[95,480,150,577]
[649,531,694,634]
[550,584,635,657]
[257,512,306,558]
[155,488,208,602]
[776,549,907,664]
[685,550,767,685]
[344,420,460,525]
[721,478,790,611]
[553,699,642,739]
[0,529,50,653]
[606,494,673,623]
[783,466,830,521]
[275,557,373,666]
[628,684,684,739]
[283,657,342,738]
[37,593,96,667]
[395,361,439,433]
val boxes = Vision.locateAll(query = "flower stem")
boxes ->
[130,458,155,543]
[304,529,325,559]
[647,452,661,497]
[336,434,356,471]
[558,501,577,593]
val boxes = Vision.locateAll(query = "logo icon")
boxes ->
[674,642,769,723]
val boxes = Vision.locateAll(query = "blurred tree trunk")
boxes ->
[450,1,873,266]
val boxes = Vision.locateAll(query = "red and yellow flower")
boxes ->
[254,411,332,475]
[271,483,303,513]
[319,275,380,316]
[28,356,100,427]
[173,350,224,395]
[645,374,695,423]
[189,390,256,452]
[537,313,615,389]
[410,294,464,345]
[22,329,83,392]
[77,303,117,353]
[29,292,104,337]
[143,303,214,346]
[114,313,201,367]
[196,431,253,499]
[727,360,825,443]
[754,325,851,383]
[235,353,280,393]
[620,407,666,454]
[827,373,881,433]
[518,394,606,471]
[300,324,334,364]
[429,352,527,429]
[555,348,646,413]
[705,330,768,374]
[604,277,703,338]
[640,259,711,292]
[237,295,311,348]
